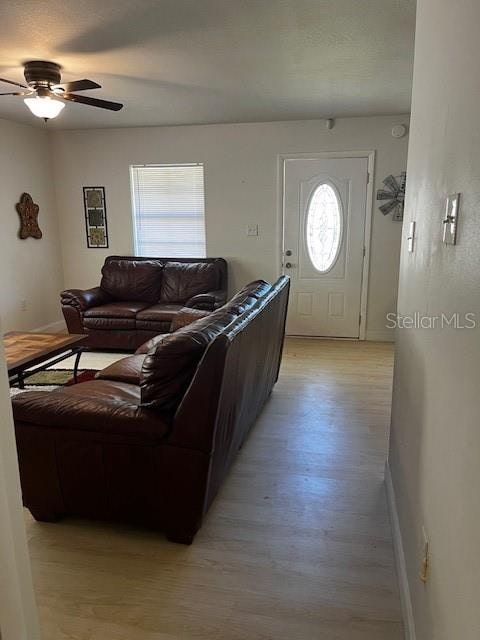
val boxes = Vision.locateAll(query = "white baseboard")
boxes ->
[32,319,66,334]
[366,330,395,342]
[385,461,417,640]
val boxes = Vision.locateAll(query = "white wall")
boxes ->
[0,333,40,639]
[388,1,480,638]
[51,115,409,340]
[0,119,64,332]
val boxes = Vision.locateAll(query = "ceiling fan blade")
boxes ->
[62,93,123,111]
[52,79,101,92]
[0,91,30,96]
[0,77,28,89]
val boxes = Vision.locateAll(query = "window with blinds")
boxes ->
[130,163,206,257]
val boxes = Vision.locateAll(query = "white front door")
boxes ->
[282,156,369,338]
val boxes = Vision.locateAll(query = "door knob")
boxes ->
[285,262,292,269]
[285,250,292,256]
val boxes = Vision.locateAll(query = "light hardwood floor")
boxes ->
[25,338,403,639]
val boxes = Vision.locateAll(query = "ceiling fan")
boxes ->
[0,60,123,121]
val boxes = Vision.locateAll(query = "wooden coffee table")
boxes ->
[4,332,88,388]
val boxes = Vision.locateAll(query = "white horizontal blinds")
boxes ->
[131,163,206,257]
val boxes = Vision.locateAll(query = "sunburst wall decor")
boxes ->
[376,172,406,221]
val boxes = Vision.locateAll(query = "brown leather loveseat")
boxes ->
[13,276,290,544]
[61,256,228,350]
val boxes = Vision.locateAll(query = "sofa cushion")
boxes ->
[83,317,136,330]
[170,307,212,332]
[140,309,237,411]
[135,303,184,332]
[96,355,146,385]
[101,259,164,302]
[136,303,183,323]
[135,320,171,333]
[84,301,151,319]
[160,262,220,304]
[83,301,152,330]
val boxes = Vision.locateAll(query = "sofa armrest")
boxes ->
[135,333,170,354]
[96,355,146,385]
[12,384,171,440]
[185,290,227,311]
[61,286,111,312]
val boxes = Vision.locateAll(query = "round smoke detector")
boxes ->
[391,124,407,139]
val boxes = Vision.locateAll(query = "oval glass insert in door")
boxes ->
[305,183,343,273]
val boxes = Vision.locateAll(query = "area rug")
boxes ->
[10,368,98,397]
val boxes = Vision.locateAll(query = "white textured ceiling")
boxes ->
[0,0,416,130]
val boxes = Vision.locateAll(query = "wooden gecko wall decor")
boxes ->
[16,193,42,239]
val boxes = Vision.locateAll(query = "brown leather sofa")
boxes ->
[61,256,228,350]
[13,276,290,544]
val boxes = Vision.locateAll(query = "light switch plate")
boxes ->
[443,193,460,244]
[407,221,415,252]
[246,224,258,237]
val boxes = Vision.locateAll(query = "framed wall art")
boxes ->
[83,186,109,248]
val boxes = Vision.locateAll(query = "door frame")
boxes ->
[276,150,376,340]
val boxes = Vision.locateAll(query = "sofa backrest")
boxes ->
[225,279,272,314]
[100,258,164,302]
[140,280,273,411]
[103,256,227,302]
[171,277,290,486]
[160,261,220,303]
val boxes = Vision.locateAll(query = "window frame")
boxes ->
[130,162,207,258]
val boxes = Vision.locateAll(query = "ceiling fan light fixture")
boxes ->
[24,96,65,119]
[2,60,123,118]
